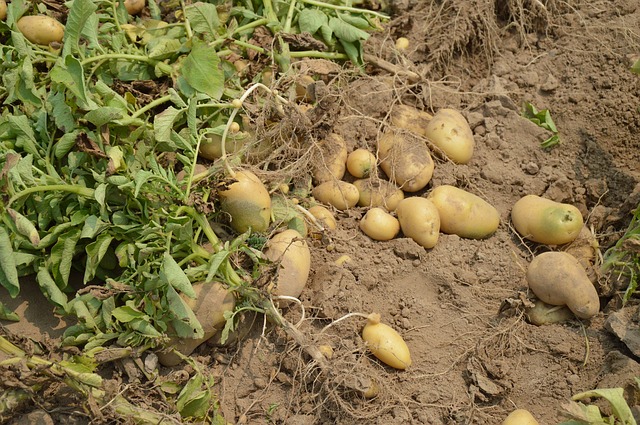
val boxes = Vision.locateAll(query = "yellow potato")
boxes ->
[526,251,600,319]
[428,185,500,239]
[360,208,400,241]
[424,109,475,164]
[395,197,440,249]
[525,299,574,326]
[0,0,6,21]
[362,313,411,370]
[395,37,410,51]
[511,195,583,245]
[124,0,145,14]
[218,170,271,233]
[378,131,434,192]
[312,133,348,184]
[353,179,404,211]
[390,104,433,137]
[199,131,250,160]
[501,409,540,425]
[264,229,311,300]
[295,74,315,102]
[308,205,337,230]
[312,180,359,211]
[17,16,65,45]
[346,148,377,178]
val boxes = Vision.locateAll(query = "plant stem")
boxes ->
[290,51,349,60]
[81,53,157,67]
[283,0,298,33]
[130,94,173,120]
[8,185,95,207]
[298,0,389,19]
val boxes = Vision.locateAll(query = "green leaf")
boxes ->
[84,233,114,283]
[339,39,364,67]
[338,13,373,30]
[129,318,162,337]
[0,227,20,298]
[298,9,327,34]
[161,252,196,298]
[180,40,225,100]
[0,301,19,321]
[319,24,335,48]
[329,17,370,43]
[185,2,220,37]
[166,285,204,339]
[206,250,229,282]
[154,106,184,143]
[37,266,68,310]
[53,130,81,159]
[146,37,182,60]
[49,90,77,132]
[51,228,81,289]
[84,107,124,127]
[112,305,144,323]
[7,208,40,247]
[80,215,111,239]
[50,56,99,110]
[572,388,636,425]
[631,58,640,75]
[62,0,98,57]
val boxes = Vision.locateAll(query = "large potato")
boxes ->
[389,104,433,137]
[395,197,440,249]
[264,229,311,300]
[17,16,65,45]
[312,180,359,210]
[511,195,583,245]
[312,133,348,184]
[219,170,271,233]
[378,131,434,192]
[428,185,499,239]
[526,251,600,319]
[158,282,236,366]
[423,109,475,164]
[353,179,404,211]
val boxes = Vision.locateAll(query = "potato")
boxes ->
[360,208,400,241]
[427,185,500,239]
[176,164,207,183]
[295,75,315,102]
[199,131,250,160]
[563,225,599,282]
[423,108,475,164]
[395,197,440,249]
[501,409,540,425]
[526,251,600,319]
[390,104,433,137]
[395,37,410,51]
[346,148,377,178]
[158,281,236,367]
[219,170,271,233]
[362,313,411,369]
[0,0,6,21]
[353,179,404,211]
[378,130,434,192]
[312,133,348,184]
[308,205,337,230]
[312,180,359,211]
[17,16,65,45]
[511,195,583,245]
[525,299,575,326]
[124,0,145,14]
[264,229,311,300]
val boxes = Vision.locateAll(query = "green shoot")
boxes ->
[523,102,561,148]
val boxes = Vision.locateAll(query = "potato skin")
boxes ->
[360,208,400,241]
[308,205,337,230]
[362,315,411,369]
[312,180,359,210]
[312,133,348,184]
[219,170,271,233]
[17,16,65,45]
[353,179,404,211]
[526,251,600,319]
[199,132,249,160]
[428,185,499,239]
[264,229,311,300]
[501,409,540,425]
[346,148,377,178]
[124,0,145,14]
[423,109,475,164]
[512,195,583,245]
[390,104,433,137]
[395,197,440,249]
[525,300,574,326]
[0,0,6,21]
[378,131,434,192]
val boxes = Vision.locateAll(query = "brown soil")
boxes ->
[3,0,640,424]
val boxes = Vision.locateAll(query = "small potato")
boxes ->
[526,251,600,319]
[360,208,400,241]
[395,37,410,51]
[395,197,440,249]
[347,148,377,178]
[353,179,404,211]
[424,108,475,164]
[265,229,311,300]
[219,170,271,233]
[17,16,65,45]
[511,195,583,245]
[308,205,337,230]
[312,180,359,211]
[390,104,433,137]
[525,299,575,326]
[124,0,145,14]
[378,130,434,192]
[0,0,6,21]
[428,185,500,239]
[501,409,540,425]
[312,133,348,184]
[362,313,411,370]
[295,74,315,102]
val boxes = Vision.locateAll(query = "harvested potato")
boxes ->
[512,195,583,245]
[346,148,377,178]
[378,130,434,192]
[428,185,500,239]
[17,16,65,45]
[312,133,348,183]
[312,180,359,210]
[360,208,400,241]
[362,313,411,369]
[295,74,315,102]
[423,108,475,164]
[395,37,410,51]
[563,225,599,282]
[353,179,404,211]
[396,197,440,249]
[526,251,600,319]
[0,0,6,21]
[219,170,271,233]
[501,409,540,425]
[124,0,145,14]
[265,229,311,300]
[390,104,433,137]
[158,282,235,366]
[199,131,250,160]
[308,205,337,230]
[525,299,575,326]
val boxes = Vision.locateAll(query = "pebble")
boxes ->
[523,162,540,175]
[253,377,267,389]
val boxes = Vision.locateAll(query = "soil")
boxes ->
[2,1,640,424]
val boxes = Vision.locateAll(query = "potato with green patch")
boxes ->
[511,195,583,245]
[219,170,271,233]
[347,148,377,178]
[423,109,475,164]
[378,131,434,192]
